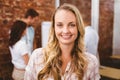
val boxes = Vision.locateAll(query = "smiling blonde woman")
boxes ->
[24,3,100,80]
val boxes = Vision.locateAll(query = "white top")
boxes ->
[85,26,99,56]
[9,37,30,69]
[24,48,100,80]
[23,26,35,54]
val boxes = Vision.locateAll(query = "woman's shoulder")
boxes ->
[10,40,26,49]
[29,48,45,65]
[33,48,43,53]
[84,52,100,80]
[85,52,99,65]
[32,48,44,57]
[85,52,97,59]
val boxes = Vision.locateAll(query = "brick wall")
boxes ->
[98,0,114,58]
[0,0,55,79]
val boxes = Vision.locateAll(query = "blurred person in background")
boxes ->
[21,8,39,54]
[84,20,99,56]
[9,20,30,80]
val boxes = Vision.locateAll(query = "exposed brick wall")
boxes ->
[0,49,13,80]
[98,0,114,59]
[0,0,55,79]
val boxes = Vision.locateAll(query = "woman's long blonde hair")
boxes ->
[38,3,87,80]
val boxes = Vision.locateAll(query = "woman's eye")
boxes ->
[56,24,63,28]
[57,24,62,26]
[70,24,76,27]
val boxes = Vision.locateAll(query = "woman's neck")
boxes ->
[60,43,74,56]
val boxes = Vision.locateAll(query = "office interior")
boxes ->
[0,0,120,80]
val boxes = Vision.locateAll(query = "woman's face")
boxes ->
[55,10,78,45]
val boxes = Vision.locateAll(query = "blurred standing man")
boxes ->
[21,8,39,54]
[84,24,99,56]
[83,19,99,56]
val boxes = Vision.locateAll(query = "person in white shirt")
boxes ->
[84,25,99,56]
[21,8,39,54]
[9,20,30,80]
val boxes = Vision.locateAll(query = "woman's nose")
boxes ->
[62,26,69,33]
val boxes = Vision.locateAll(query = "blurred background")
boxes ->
[0,0,120,80]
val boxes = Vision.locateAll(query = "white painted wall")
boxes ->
[91,0,99,32]
[91,0,100,64]
[55,0,60,9]
[41,0,60,47]
[113,0,120,55]
[41,21,51,47]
